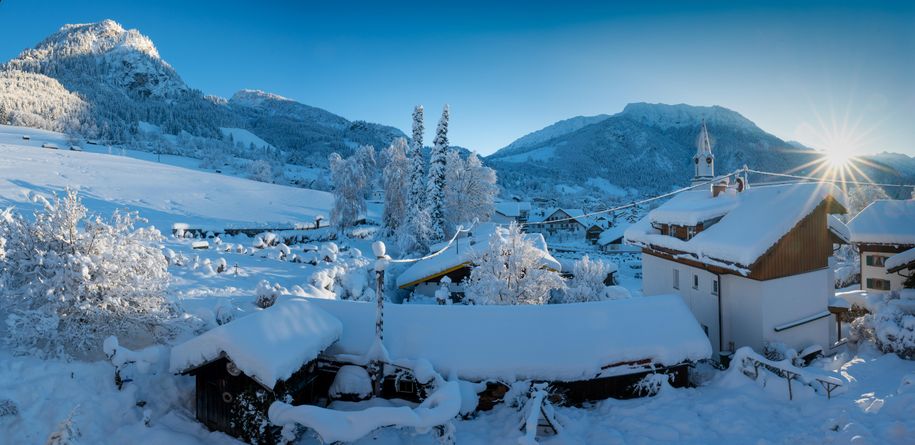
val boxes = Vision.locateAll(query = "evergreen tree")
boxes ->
[405,106,427,248]
[426,105,449,242]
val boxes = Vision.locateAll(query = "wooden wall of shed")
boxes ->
[749,201,832,281]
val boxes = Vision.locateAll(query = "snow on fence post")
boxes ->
[372,240,389,396]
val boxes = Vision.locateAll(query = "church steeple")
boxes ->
[692,120,715,185]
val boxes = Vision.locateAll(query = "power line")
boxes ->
[519,170,745,227]
[747,169,915,189]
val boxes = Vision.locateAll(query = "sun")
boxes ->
[823,149,853,170]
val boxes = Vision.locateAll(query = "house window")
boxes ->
[866,278,892,291]
[865,255,887,267]
[673,269,679,289]
[712,279,719,295]
[692,274,699,290]
[686,226,696,240]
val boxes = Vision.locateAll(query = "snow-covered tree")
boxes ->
[354,145,378,198]
[382,138,409,237]
[846,185,890,219]
[426,105,449,242]
[247,159,275,183]
[0,190,172,358]
[444,151,497,236]
[329,152,369,229]
[560,256,630,303]
[404,105,428,251]
[463,222,564,305]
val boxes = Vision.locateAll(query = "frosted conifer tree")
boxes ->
[444,151,497,236]
[404,105,428,249]
[463,222,564,305]
[382,138,409,238]
[426,105,449,242]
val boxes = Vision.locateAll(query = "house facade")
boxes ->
[847,199,915,292]
[626,131,846,357]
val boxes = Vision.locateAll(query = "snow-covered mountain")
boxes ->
[499,114,610,155]
[488,103,915,205]
[0,20,405,166]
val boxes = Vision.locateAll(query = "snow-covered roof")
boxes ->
[625,183,845,271]
[306,295,712,382]
[493,201,531,217]
[886,247,915,273]
[170,297,343,388]
[828,215,851,244]
[529,208,591,226]
[847,199,915,245]
[396,224,561,288]
[597,223,630,246]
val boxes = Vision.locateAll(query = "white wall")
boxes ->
[644,253,833,356]
[642,254,721,354]
[861,250,909,291]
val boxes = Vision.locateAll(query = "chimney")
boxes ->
[712,178,729,198]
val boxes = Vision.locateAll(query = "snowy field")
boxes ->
[0,127,913,445]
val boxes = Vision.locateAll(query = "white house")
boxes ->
[847,199,915,291]
[491,201,532,225]
[625,131,846,357]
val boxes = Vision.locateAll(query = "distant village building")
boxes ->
[491,201,531,224]
[847,199,915,291]
[626,127,847,358]
[527,208,595,240]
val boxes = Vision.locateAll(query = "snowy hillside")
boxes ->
[0,126,333,229]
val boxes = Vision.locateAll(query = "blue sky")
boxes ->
[0,1,912,156]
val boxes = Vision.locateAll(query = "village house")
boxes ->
[395,223,560,300]
[527,208,609,245]
[491,200,532,225]
[847,199,915,291]
[625,127,847,359]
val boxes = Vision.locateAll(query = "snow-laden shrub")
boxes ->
[851,289,915,359]
[559,256,629,303]
[463,223,564,305]
[254,280,285,308]
[0,190,172,359]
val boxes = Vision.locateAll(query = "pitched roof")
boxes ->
[493,201,531,217]
[306,295,712,382]
[828,215,851,244]
[396,223,561,288]
[886,247,915,273]
[625,183,845,272]
[169,297,343,388]
[847,199,915,245]
[529,208,593,227]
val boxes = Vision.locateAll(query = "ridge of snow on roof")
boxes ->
[847,199,915,245]
[886,247,915,272]
[828,215,851,244]
[306,295,711,382]
[396,223,561,288]
[625,183,844,270]
[170,297,343,388]
[493,201,531,217]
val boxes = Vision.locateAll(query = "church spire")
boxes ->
[692,120,715,185]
